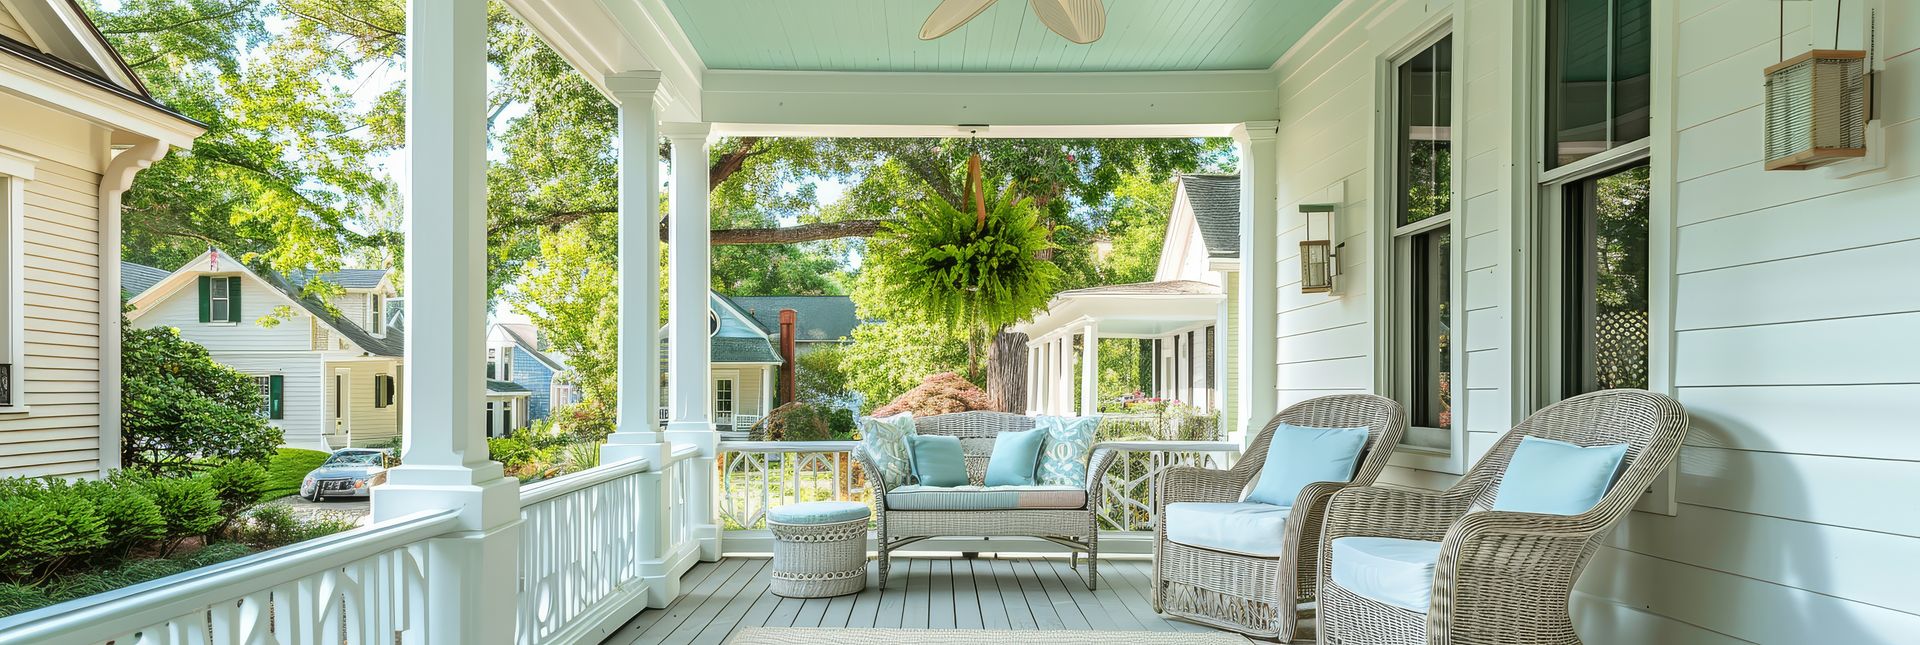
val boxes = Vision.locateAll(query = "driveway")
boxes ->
[271,495,372,527]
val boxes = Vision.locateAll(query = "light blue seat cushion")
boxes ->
[1163,502,1293,557]
[906,434,970,487]
[858,413,917,490]
[1329,536,1444,613]
[1243,423,1371,507]
[1035,416,1099,486]
[985,428,1047,486]
[768,501,871,525]
[1491,436,1630,515]
[884,485,1087,511]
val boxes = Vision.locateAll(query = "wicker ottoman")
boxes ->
[768,501,871,598]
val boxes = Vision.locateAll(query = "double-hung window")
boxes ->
[253,375,284,420]
[370,293,386,336]
[0,150,36,411]
[1387,33,1457,455]
[1537,0,1653,400]
[198,276,242,324]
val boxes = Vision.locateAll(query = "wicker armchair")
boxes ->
[1151,394,1407,642]
[1316,389,1689,645]
[852,411,1121,589]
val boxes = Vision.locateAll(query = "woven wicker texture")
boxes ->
[1316,389,1688,645]
[726,628,1252,644]
[1153,394,1408,642]
[769,514,871,598]
[853,411,1119,590]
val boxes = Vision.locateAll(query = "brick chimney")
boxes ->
[778,309,798,404]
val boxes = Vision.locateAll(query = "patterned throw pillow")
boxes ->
[1034,416,1099,486]
[858,413,918,490]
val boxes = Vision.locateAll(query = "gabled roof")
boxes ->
[492,323,567,372]
[486,379,530,395]
[289,268,391,291]
[0,0,199,127]
[657,291,783,365]
[1178,174,1241,259]
[728,295,863,342]
[124,249,401,358]
[121,261,170,297]
[1056,280,1222,297]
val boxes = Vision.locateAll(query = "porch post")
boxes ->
[1079,323,1099,415]
[662,122,721,563]
[1056,337,1073,416]
[1025,345,1038,415]
[373,0,519,641]
[1233,122,1280,444]
[602,71,667,466]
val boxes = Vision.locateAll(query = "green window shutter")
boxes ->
[197,276,211,322]
[227,277,243,323]
[268,375,284,420]
[374,376,388,409]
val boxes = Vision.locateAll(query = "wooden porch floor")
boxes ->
[602,556,1280,644]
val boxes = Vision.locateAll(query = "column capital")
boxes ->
[659,121,712,141]
[606,70,662,98]
[1231,120,1280,143]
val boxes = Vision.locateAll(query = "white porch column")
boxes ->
[1055,337,1073,416]
[661,122,721,564]
[602,71,667,466]
[1233,122,1280,444]
[1025,345,1038,415]
[1079,324,1099,415]
[373,0,518,640]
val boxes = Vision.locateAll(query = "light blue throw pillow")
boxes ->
[906,434,970,487]
[1491,436,1629,515]
[1243,423,1371,507]
[985,428,1047,486]
[857,413,917,490]
[1035,416,1099,486]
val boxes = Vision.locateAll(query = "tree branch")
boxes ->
[101,4,249,35]
[491,207,887,245]
[707,136,762,189]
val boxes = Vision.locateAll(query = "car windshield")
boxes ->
[325,452,383,466]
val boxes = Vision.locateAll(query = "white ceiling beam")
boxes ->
[498,0,705,122]
[703,69,1279,136]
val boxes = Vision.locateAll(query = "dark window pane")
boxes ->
[1397,36,1453,226]
[1564,163,1650,395]
[1410,229,1452,434]
[1547,0,1652,168]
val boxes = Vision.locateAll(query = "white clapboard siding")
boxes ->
[139,273,324,351]
[214,353,327,451]
[325,359,399,447]
[1,149,102,478]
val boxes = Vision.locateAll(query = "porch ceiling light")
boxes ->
[1299,204,1339,294]
[1764,49,1869,170]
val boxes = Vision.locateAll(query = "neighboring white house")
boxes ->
[659,292,782,434]
[0,0,203,478]
[1015,173,1241,436]
[123,249,402,452]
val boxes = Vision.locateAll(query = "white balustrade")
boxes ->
[0,510,457,645]
[1093,440,1241,532]
[515,456,654,644]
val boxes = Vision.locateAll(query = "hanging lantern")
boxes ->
[1299,204,1338,294]
[1764,49,1869,170]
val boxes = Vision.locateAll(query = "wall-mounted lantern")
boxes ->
[1300,203,1339,294]
[1765,49,1869,170]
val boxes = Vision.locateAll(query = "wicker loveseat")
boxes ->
[853,411,1120,589]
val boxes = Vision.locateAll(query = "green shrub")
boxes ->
[140,477,221,541]
[0,583,52,617]
[207,460,268,512]
[0,496,62,580]
[239,503,300,546]
[488,437,535,467]
[120,323,282,475]
[78,479,166,551]
[552,400,615,443]
[261,448,330,500]
[183,542,254,568]
[34,482,108,563]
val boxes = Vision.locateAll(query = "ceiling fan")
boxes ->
[920,0,1107,44]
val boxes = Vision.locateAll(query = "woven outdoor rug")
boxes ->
[726,627,1252,644]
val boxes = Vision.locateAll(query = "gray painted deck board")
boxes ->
[604,556,1258,645]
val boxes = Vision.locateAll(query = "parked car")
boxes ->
[300,448,390,501]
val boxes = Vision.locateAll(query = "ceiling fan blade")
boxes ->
[921,0,1000,40]
[1030,0,1105,44]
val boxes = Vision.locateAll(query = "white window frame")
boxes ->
[370,293,386,336]
[252,376,274,418]
[1515,0,1678,514]
[0,148,36,413]
[1373,21,1468,475]
[208,276,232,324]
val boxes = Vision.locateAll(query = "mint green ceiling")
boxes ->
[660,0,1342,73]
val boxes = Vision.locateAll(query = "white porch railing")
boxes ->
[0,509,457,644]
[716,440,1241,537]
[0,447,707,645]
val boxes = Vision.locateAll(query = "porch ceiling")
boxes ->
[660,0,1340,73]
[1017,280,1223,340]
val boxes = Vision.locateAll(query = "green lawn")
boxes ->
[260,448,330,500]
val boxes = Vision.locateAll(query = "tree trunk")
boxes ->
[986,330,1029,413]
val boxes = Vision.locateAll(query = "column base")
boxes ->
[371,463,519,528]
[601,431,670,466]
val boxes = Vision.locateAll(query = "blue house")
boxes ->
[486,323,576,428]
